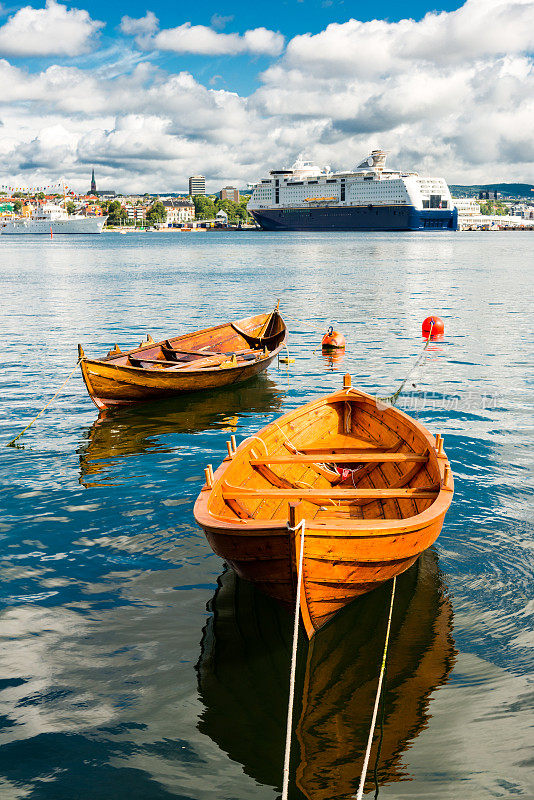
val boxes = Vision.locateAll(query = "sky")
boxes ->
[0,0,533,193]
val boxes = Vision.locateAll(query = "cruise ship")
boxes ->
[248,150,458,231]
[1,202,106,235]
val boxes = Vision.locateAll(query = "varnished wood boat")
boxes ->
[78,306,286,409]
[194,374,454,638]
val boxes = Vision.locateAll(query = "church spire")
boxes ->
[90,168,96,195]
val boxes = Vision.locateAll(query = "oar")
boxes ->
[256,300,280,342]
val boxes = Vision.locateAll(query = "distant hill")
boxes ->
[450,183,534,199]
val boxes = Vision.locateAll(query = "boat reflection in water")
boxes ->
[78,375,283,487]
[321,349,345,371]
[197,549,455,798]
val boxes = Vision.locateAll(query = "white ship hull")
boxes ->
[1,217,106,235]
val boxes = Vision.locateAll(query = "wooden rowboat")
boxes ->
[194,374,454,638]
[78,307,286,409]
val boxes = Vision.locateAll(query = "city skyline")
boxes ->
[0,0,533,192]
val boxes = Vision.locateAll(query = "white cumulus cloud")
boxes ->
[152,22,284,57]
[0,0,533,192]
[0,0,104,57]
[119,11,158,37]
[283,0,534,77]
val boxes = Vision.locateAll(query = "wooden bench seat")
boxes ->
[249,453,427,465]
[222,482,439,501]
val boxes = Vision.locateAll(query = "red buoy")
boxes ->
[322,326,346,350]
[422,316,445,339]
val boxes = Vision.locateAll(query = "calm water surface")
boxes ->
[0,231,532,799]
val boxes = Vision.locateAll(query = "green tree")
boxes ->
[146,201,167,225]
[479,201,493,215]
[66,201,77,215]
[193,195,216,220]
[106,200,124,226]
[36,192,45,200]
[239,195,254,223]
[13,199,23,214]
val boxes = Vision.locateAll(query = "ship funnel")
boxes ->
[356,149,388,173]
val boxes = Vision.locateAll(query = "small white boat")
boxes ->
[0,202,106,235]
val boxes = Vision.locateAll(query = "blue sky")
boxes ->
[0,0,532,192]
[2,0,464,93]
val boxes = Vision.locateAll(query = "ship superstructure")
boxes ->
[0,202,106,235]
[248,150,457,231]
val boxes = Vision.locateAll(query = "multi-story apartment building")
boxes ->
[188,176,205,196]
[125,204,146,222]
[218,186,240,202]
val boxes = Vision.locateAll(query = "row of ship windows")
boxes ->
[279,207,408,215]
[260,201,411,208]
[259,179,412,189]
[274,191,407,197]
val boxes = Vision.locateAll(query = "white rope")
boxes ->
[282,517,306,800]
[354,575,397,800]
[240,435,268,456]
[273,420,300,454]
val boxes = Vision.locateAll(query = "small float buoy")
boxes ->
[322,326,346,350]
[422,316,445,339]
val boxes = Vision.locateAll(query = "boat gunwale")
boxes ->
[81,344,283,377]
[89,312,282,365]
[194,387,453,535]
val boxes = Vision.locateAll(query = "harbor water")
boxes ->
[0,231,532,799]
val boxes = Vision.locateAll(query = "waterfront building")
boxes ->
[452,197,526,229]
[162,199,195,225]
[215,208,228,226]
[453,197,481,219]
[509,203,534,219]
[189,176,206,196]
[218,187,239,202]
[125,203,147,222]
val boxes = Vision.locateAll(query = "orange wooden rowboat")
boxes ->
[78,307,286,409]
[194,374,454,638]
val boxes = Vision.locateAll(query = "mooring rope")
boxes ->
[376,320,435,406]
[353,575,397,800]
[6,358,81,447]
[282,516,306,800]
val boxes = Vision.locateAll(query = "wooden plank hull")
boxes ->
[194,379,454,638]
[80,349,280,409]
[202,512,445,625]
[79,310,286,409]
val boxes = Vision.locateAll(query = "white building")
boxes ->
[125,204,146,221]
[453,198,481,218]
[509,204,534,219]
[162,199,195,225]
